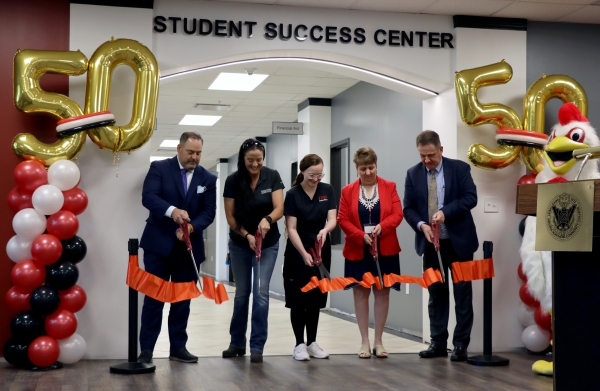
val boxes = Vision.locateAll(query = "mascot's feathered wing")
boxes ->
[520,103,600,376]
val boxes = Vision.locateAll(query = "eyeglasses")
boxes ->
[242,140,264,151]
[306,173,325,180]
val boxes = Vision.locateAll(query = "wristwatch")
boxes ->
[264,215,273,224]
[244,232,250,239]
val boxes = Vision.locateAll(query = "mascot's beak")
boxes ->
[544,136,589,175]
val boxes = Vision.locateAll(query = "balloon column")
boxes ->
[4,160,88,368]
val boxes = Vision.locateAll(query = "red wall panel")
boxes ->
[0,0,70,353]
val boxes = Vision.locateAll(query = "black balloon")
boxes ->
[10,311,43,341]
[46,261,79,290]
[59,235,87,264]
[30,286,60,316]
[3,337,33,368]
[519,217,527,237]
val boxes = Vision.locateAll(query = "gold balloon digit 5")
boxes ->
[13,50,89,165]
[454,61,523,170]
[85,38,159,153]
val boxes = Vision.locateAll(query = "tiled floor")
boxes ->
[155,285,429,358]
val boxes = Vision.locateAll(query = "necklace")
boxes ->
[359,184,379,224]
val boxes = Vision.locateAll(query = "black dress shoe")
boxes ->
[451,346,468,362]
[169,348,198,363]
[222,345,246,358]
[250,350,263,363]
[138,350,153,363]
[419,343,448,358]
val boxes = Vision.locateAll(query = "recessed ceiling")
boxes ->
[152,65,359,165]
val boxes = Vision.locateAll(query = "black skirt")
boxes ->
[283,239,331,309]
[344,247,401,291]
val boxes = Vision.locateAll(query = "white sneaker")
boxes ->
[307,342,329,359]
[293,343,310,361]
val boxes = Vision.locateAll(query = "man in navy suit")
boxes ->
[138,131,217,363]
[403,130,478,362]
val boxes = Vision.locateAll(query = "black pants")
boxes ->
[139,242,200,352]
[423,239,473,348]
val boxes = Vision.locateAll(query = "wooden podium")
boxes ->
[517,180,600,390]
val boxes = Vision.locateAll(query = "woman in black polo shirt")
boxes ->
[284,154,337,361]
[222,138,284,363]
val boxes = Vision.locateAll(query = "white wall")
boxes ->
[70,4,153,359]
[428,27,527,352]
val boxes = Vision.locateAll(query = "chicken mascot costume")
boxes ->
[520,102,600,376]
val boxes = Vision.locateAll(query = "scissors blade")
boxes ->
[435,249,445,284]
[375,259,384,289]
[318,263,331,281]
[256,257,260,294]
[189,250,203,292]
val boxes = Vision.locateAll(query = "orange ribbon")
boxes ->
[126,255,228,304]
[451,258,494,283]
[301,268,444,294]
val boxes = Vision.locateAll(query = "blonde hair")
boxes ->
[353,147,377,166]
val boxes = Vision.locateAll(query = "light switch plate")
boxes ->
[484,197,499,213]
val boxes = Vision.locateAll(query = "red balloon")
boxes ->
[61,187,88,215]
[519,283,540,308]
[28,336,59,367]
[31,234,63,266]
[518,263,527,282]
[47,211,79,240]
[7,187,33,213]
[14,161,48,192]
[534,307,552,332]
[45,309,77,340]
[59,285,87,313]
[518,174,537,185]
[5,286,31,314]
[11,259,46,292]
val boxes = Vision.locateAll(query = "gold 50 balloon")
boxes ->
[13,38,159,166]
[455,60,586,173]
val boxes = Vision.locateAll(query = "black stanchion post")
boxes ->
[110,239,156,374]
[467,241,509,367]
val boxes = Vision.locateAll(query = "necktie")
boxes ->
[181,168,188,196]
[428,169,438,223]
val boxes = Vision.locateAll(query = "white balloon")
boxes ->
[6,235,33,263]
[522,325,550,352]
[517,303,537,328]
[12,208,47,240]
[32,185,64,215]
[57,333,86,364]
[48,160,80,191]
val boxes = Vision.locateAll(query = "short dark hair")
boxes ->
[416,130,440,148]
[180,132,203,145]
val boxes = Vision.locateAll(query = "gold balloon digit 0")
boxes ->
[85,38,159,152]
[454,61,522,170]
[521,74,587,173]
[13,50,89,166]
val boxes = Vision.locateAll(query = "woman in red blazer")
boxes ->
[337,147,403,359]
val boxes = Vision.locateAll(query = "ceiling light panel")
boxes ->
[179,115,222,126]
[209,72,269,91]
[160,139,179,148]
